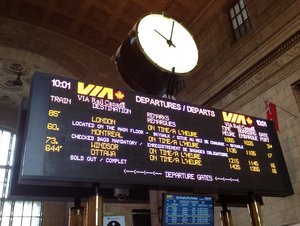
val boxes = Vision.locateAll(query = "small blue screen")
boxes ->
[162,194,214,226]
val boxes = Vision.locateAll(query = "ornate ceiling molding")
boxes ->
[204,29,300,109]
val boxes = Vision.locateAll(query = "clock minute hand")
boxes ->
[154,29,176,48]
[169,21,175,46]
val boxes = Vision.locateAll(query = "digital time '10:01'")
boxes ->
[51,79,71,89]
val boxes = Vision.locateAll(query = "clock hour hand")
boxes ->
[154,29,176,48]
[154,29,168,41]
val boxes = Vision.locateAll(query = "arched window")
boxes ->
[0,128,43,226]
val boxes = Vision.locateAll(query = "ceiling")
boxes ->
[0,0,221,109]
[0,0,210,57]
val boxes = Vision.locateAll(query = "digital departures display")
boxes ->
[22,73,293,196]
[44,79,275,175]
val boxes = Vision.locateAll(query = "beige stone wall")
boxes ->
[212,48,300,226]
[179,0,300,105]
[181,1,300,223]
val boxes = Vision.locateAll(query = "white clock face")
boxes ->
[137,14,198,74]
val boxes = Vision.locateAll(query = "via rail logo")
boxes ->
[77,82,125,101]
[222,111,253,126]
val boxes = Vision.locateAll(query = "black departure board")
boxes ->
[21,72,293,196]
[162,194,214,226]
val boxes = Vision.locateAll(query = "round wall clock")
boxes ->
[115,13,198,96]
[136,13,198,74]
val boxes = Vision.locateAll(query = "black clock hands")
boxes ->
[154,24,176,48]
[169,21,175,47]
[154,29,168,41]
